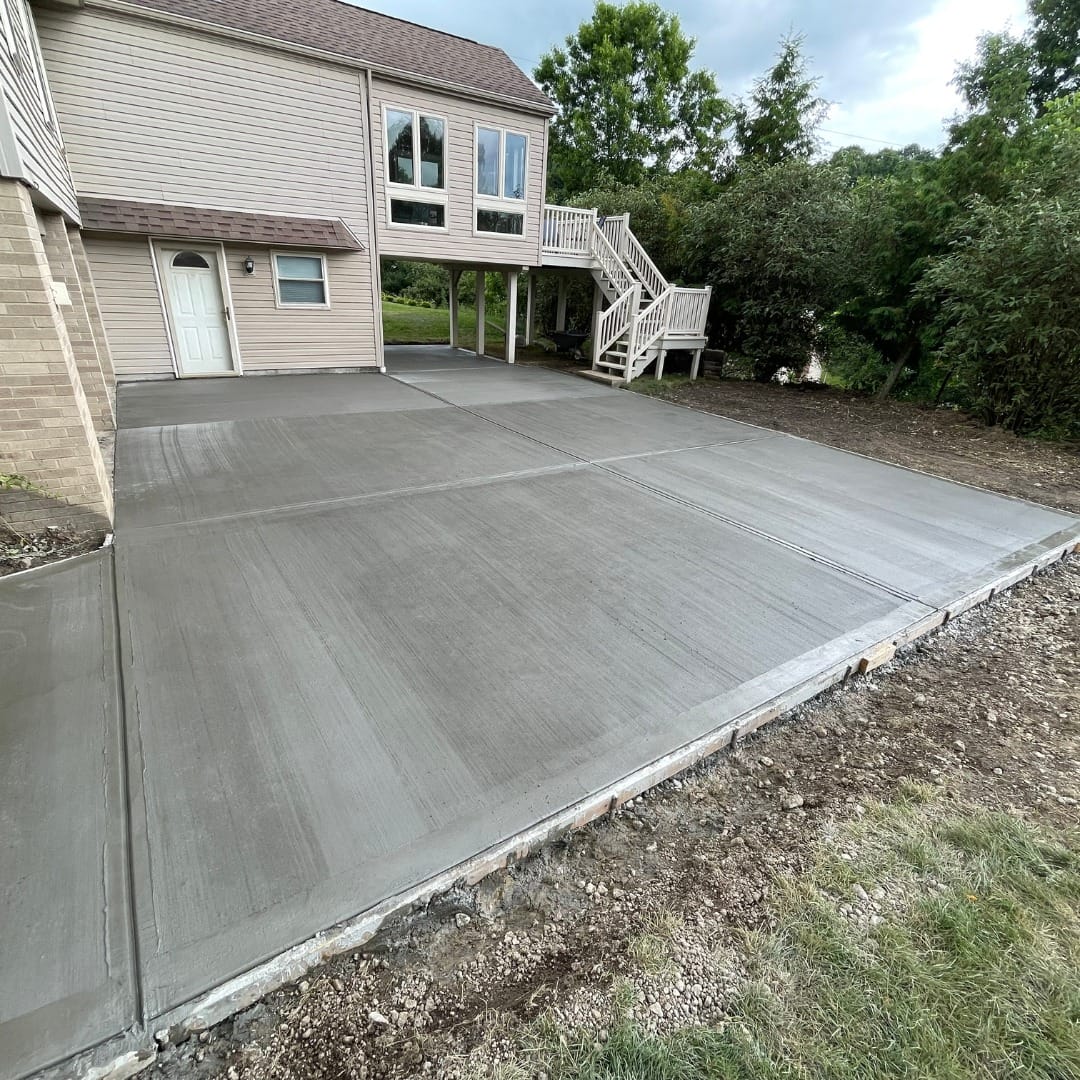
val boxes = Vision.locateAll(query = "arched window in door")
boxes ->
[172,251,211,269]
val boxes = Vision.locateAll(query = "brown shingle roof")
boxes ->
[78,197,365,249]
[114,0,554,112]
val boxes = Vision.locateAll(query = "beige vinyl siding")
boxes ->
[0,0,78,219]
[83,236,173,377]
[227,246,378,370]
[35,5,381,375]
[34,8,370,222]
[370,77,545,266]
[85,237,378,377]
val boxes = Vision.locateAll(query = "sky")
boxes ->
[357,0,1031,153]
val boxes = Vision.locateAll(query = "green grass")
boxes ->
[382,300,503,348]
[521,796,1080,1079]
[628,376,694,396]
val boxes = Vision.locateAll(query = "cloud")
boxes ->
[353,0,1031,151]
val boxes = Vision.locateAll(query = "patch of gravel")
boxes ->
[150,553,1080,1080]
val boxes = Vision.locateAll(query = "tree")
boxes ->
[827,166,959,399]
[684,161,862,382]
[534,1,731,195]
[829,144,936,184]
[569,172,718,279]
[1029,0,1080,110]
[920,95,1080,435]
[734,34,829,164]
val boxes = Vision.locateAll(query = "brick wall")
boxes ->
[40,213,115,434]
[0,179,113,532]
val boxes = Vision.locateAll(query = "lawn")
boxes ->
[382,299,503,349]
[528,795,1080,1079]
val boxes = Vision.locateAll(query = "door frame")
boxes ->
[151,238,243,378]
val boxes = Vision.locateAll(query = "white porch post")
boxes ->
[504,270,518,364]
[449,267,460,349]
[524,272,535,346]
[690,348,703,380]
[476,269,485,357]
[555,276,568,333]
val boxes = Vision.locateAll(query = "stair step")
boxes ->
[574,368,625,386]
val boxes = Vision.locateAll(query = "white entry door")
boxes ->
[161,247,236,375]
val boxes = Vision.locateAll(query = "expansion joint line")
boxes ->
[385,369,922,605]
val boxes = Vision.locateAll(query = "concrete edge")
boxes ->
[0,535,112,585]
[47,536,1080,1080]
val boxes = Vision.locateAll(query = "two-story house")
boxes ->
[2,0,709,533]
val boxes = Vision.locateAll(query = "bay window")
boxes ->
[475,125,527,236]
[385,106,447,229]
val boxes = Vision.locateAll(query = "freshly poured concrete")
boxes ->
[117,468,928,1014]
[391,365,614,406]
[4,346,1077,1078]
[0,554,135,1079]
[471,393,780,458]
[118,371,418,429]
[605,436,1080,604]
[115,406,572,531]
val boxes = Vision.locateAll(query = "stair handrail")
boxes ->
[622,229,668,301]
[632,286,673,360]
[589,220,635,297]
[594,282,640,360]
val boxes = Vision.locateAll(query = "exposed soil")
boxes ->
[151,378,1080,1080]
[0,521,103,576]
[634,378,1080,514]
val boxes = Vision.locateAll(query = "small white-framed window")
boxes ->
[475,125,528,237]
[272,252,329,308]
[385,106,448,230]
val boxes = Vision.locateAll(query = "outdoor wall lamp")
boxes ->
[242,256,255,275]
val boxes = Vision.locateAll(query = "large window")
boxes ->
[385,106,447,229]
[475,125,527,236]
[273,253,328,307]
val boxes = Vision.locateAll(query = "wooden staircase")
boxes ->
[541,207,711,384]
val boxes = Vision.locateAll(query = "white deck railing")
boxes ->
[542,205,595,256]
[668,286,711,336]
[594,283,640,357]
[590,220,636,297]
[635,287,672,355]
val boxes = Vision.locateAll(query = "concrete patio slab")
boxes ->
[115,407,573,531]
[469,393,780,458]
[606,436,1080,605]
[5,353,1077,1079]
[114,466,930,1016]
[0,553,135,1080]
[118,372,427,429]
[382,344,500,372]
[391,365,612,406]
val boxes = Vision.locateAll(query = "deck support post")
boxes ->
[555,276,568,333]
[476,269,485,358]
[590,280,603,370]
[690,348,702,381]
[504,270,518,365]
[449,267,461,349]
[655,348,667,381]
[524,272,535,346]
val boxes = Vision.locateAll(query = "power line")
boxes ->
[818,128,911,148]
